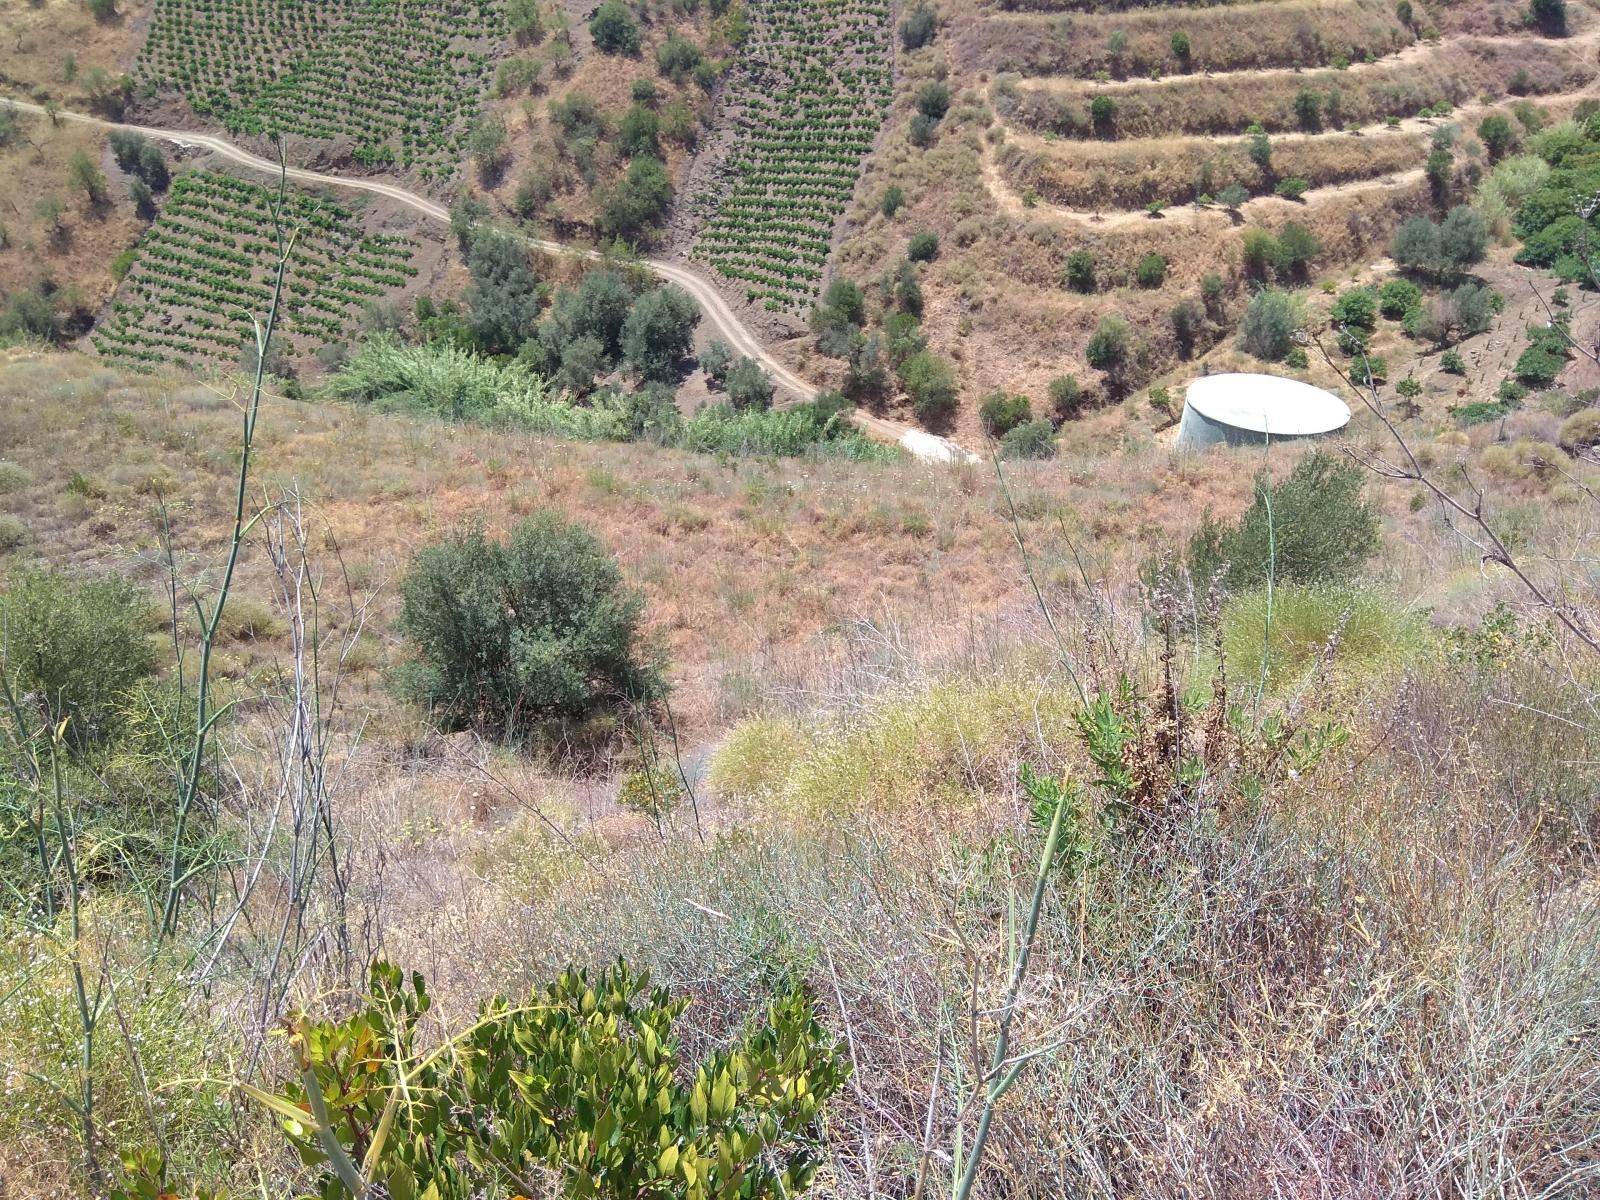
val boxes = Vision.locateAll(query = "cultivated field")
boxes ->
[690,0,895,314]
[134,0,505,182]
[92,170,435,372]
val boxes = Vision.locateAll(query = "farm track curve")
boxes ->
[3,98,975,464]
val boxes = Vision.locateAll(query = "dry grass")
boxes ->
[0,0,143,106]
[998,125,1426,209]
[1002,37,1594,138]
[953,0,1414,77]
[0,113,144,321]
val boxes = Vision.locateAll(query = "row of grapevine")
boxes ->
[92,171,418,372]
[692,0,894,312]
[135,0,505,182]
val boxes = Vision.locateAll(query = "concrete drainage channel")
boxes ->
[5,98,975,465]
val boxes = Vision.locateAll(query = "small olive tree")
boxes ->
[398,514,664,741]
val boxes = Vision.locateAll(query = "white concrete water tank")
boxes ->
[1177,372,1351,450]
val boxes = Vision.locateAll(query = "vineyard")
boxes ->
[693,0,894,313]
[134,0,505,182]
[92,171,420,372]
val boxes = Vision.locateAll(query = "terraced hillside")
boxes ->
[690,0,895,314]
[134,0,506,182]
[92,171,431,373]
[818,0,1598,435]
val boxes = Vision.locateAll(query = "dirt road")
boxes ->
[5,98,975,464]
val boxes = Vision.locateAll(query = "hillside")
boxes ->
[3,0,1600,1196]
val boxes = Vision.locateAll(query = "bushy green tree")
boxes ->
[1049,374,1085,419]
[901,4,936,50]
[700,338,733,385]
[900,350,958,425]
[1531,0,1567,36]
[398,514,663,739]
[1292,88,1322,131]
[916,81,951,120]
[618,104,660,157]
[1478,114,1517,161]
[1064,250,1096,293]
[979,390,1032,436]
[622,284,700,382]
[1272,222,1319,279]
[1378,277,1421,318]
[600,155,672,241]
[1238,288,1300,361]
[0,568,155,750]
[1330,285,1376,330]
[725,356,775,410]
[67,149,107,203]
[465,227,542,354]
[1001,419,1056,459]
[1085,314,1133,393]
[1187,451,1380,593]
[590,0,640,53]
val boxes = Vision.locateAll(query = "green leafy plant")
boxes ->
[120,960,847,1200]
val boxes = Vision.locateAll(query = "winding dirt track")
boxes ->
[5,98,974,463]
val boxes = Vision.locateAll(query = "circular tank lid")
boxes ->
[1184,373,1351,437]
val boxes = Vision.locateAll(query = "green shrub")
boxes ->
[0,514,24,553]
[398,514,664,741]
[907,231,939,262]
[1557,407,1600,451]
[139,960,847,1200]
[1086,315,1132,391]
[1331,286,1377,330]
[1378,278,1422,319]
[900,350,959,424]
[1135,253,1168,288]
[1064,250,1096,293]
[622,284,700,383]
[1222,585,1423,690]
[1186,451,1380,593]
[1238,289,1300,361]
[0,568,155,748]
[1000,419,1057,459]
[700,339,733,385]
[329,337,626,439]
[1275,177,1310,201]
[1271,222,1319,278]
[600,155,673,241]
[1351,354,1388,386]
[1090,94,1116,132]
[979,391,1032,436]
[590,0,640,53]
[901,3,936,50]
[915,81,950,120]
[881,185,906,217]
[1048,374,1085,419]
[1440,349,1466,374]
[1456,400,1513,426]
[0,461,30,493]
[724,356,775,411]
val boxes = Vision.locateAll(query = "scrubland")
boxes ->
[3,339,1599,1196]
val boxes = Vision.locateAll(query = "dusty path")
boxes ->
[4,98,976,464]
